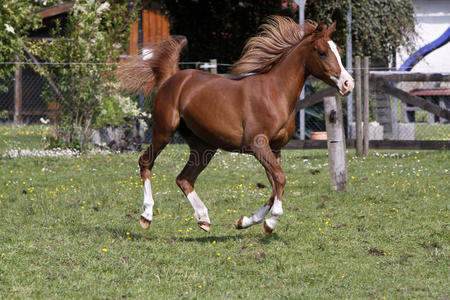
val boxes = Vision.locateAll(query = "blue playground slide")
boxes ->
[398,26,450,71]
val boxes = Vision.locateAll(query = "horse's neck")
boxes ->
[270,42,309,111]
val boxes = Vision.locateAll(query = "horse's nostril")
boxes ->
[344,80,350,88]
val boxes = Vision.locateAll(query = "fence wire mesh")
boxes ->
[366,75,450,141]
[1,62,449,143]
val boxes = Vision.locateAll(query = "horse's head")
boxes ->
[305,22,354,96]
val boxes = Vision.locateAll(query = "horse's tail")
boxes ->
[116,35,187,95]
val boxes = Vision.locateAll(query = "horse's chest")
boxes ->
[270,113,295,149]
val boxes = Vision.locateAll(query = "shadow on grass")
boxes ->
[102,226,156,242]
[180,234,242,243]
[167,232,284,244]
[84,224,285,244]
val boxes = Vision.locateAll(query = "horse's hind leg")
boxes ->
[139,136,168,229]
[139,99,180,229]
[235,150,281,231]
[176,134,217,232]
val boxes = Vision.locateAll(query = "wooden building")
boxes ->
[0,1,170,123]
[128,1,170,55]
[34,0,170,55]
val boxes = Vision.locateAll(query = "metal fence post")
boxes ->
[209,59,217,74]
[363,56,370,156]
[14,62,23,125]
[346,0,353,137]
[355,56,362,156]
[297,0,306,140]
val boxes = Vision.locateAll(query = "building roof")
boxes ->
[35,1,74,19]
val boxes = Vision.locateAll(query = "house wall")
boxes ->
[396,0,450,72]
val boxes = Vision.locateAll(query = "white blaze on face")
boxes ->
[327,41,354,95]
[142,179,154,221]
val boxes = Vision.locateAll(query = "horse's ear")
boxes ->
[312,21,327,41]
[327,21,337,36]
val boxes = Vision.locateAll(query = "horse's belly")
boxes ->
[182,113,244,150]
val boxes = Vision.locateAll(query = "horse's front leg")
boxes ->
[235,160,278,230]
[236,137,285,235]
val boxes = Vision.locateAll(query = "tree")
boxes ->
[305,0,416,65]
[0,2,40,91]
[160,0,415,68]
[28,0,137,142]
[160,0,296,70]
[0,1,66,87]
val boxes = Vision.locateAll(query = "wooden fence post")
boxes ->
[363,57,370,156]
[324,96,347,191]
[209,59,217,74]
[14,62,23,125]
[355,56,363,156]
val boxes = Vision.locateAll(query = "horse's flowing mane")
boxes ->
[231,16,317,76]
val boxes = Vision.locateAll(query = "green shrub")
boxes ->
[92,94,143,129]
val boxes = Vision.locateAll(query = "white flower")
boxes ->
[5,24,15,34]
[96,2,110,14]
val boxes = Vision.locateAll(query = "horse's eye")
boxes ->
[318,50,327,57]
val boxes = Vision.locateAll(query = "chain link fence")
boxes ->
[358,71,450,142]
[1,62,449,144]
[295,68,450,144]
[0,65,56,124]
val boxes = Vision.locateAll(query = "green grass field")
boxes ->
[1,125,449,298]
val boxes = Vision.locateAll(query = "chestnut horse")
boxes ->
[117,16,354,235]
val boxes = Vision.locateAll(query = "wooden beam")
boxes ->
[370,72,450,82]
[37,1,75,19]
[372,79,450,120]
[366,140,449,150]
[283,140,327,149]
[294,87,337,112]
[284,139,450,150]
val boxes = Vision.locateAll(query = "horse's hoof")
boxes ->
[140,216,151,230]
[262,221,273,235]
[198,221,210,233]
[235,217,244,230]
